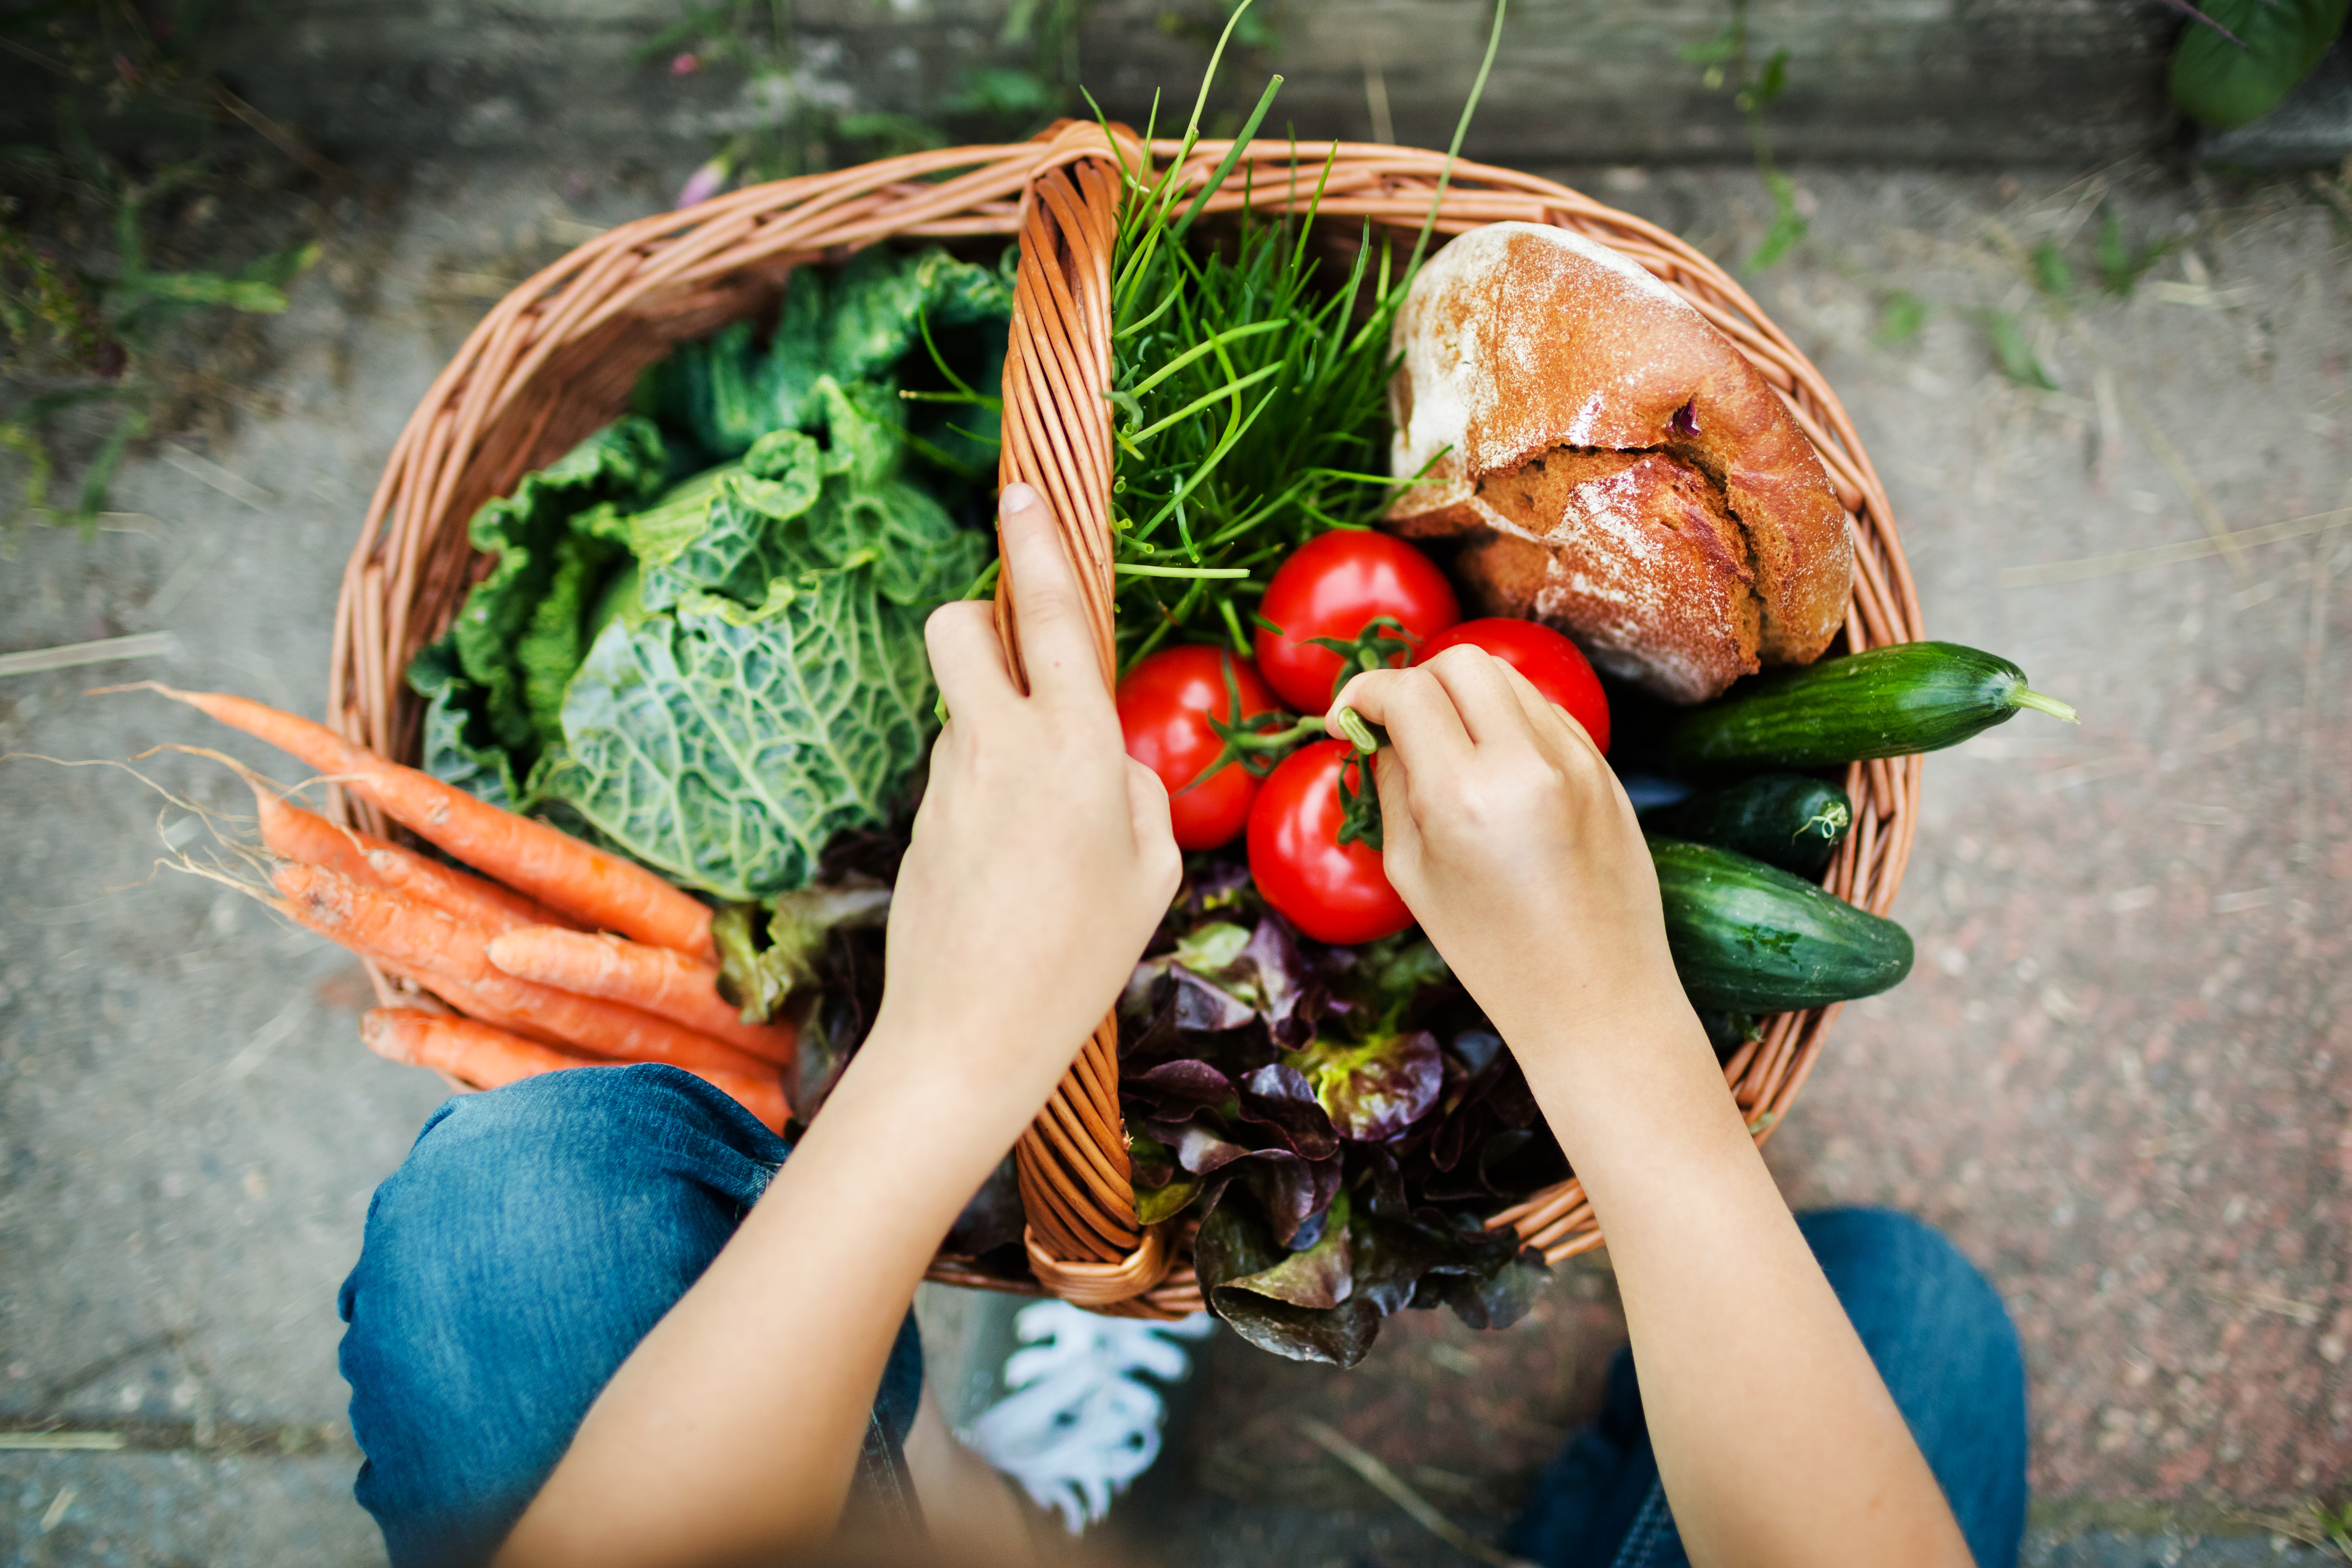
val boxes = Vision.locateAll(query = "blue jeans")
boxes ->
[337,1064,925,1568]
[1511,1207,2030,1568]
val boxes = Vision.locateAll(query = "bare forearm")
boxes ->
[498,1034,1039,1568]
[500,485,1177,1568]
[1518,1008,1969,1568]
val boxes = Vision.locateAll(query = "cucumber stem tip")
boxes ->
[2011,687,2079,724]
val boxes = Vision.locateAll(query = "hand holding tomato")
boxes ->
[1253,530,1460,715]
[1117,646,1281,851]
[1415,618,1610,753]
[1324,644,1677,1060]
[1246,739,1414,945]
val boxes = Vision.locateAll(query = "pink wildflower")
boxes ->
[675,157,731,209]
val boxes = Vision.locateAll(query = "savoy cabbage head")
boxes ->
[408,244,1005,898]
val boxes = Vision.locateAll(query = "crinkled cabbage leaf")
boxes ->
[645,244,1013,463]
[407,245,1004,899]
[536,572,940,903]
[450,416,670,760]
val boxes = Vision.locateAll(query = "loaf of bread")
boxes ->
[1383,222,1852,703]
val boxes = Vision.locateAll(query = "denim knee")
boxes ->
[1798,1207,2029,1568]
[339,1065,788,1568]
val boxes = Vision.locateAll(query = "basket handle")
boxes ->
[992,122,1177,1306]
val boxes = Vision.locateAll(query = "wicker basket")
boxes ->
[331,121,1923,1321]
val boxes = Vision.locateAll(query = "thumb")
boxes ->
[1124,756,1182,895]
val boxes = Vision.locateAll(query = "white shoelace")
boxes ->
[959,1300,1216,1532]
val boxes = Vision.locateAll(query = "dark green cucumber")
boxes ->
[1650,838,1914,1012]
[1668,641,2076,772]
[1695,1008,1764,1056]
[1642,773,1854,877]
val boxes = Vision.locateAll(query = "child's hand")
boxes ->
[1329,646,1691,1062]
[872,483,1182,1113]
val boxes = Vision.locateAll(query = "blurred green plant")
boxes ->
[944,0,1098,129]
[2029,240,2074,302]
[1939,201,2186,388]
[2094,204,2178,297]
[1,2,334,539]
[641,0,950,198]
[1980,309,2055,390]
[652,0,1104,205]
[1873,291,1927,347]
[1681,0,1804,273]
[1156,0,1278,53]
[2167,0,2350,129]
[2321,1500,2352,1560]
[2240,1497,2352,1561]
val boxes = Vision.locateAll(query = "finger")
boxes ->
[1414,643,1537,748]
[925,599,1016,719]
[1123,756,1182,893]
[1492,658,1604,761]
[1366,743,1425,874]
[1329,665,1472,771]
[998,482,1107,706]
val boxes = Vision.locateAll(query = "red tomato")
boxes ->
[1247,740,1413,945]
[1253,531,1461,715]
[1416,618,1612,753]
[1117,646,1281,851]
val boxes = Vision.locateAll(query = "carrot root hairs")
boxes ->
[125,683,717,960]
[278,862,775,1082]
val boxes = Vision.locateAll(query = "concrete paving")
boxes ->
[4,154,2346,1563]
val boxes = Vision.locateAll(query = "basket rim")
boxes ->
[330,126,1924,1315]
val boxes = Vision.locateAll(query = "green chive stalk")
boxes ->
[1084,0,1510,673]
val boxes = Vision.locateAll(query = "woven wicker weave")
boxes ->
[332,121,1922,1321]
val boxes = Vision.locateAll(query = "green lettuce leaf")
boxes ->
[638,382,982,617]
[1219,1191,1354,1309]
[451,416,670,757]
[712,882,893,1024]
[644,246,1014,460]
[518,530,628,747]
[535,570,938,903]
[636,430,828,613]
[407,247,1006,906]
[408,638,521,811]
[1285,1030,1443,1143]
[1135,1178,1202,1226]
[1196,1200,1384,1367]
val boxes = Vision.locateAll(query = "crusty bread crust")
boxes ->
[1394,449,1762,703]
[1384,221,1852,702]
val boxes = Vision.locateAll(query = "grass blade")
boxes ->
[1174,73,1285,239]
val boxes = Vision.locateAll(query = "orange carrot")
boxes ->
[485,926,796,1066]
[674,1065,790,1135]
[363,1007,593,1082]
[376,966,572,1049]
[276,862,772,1081]
[134,684,716,960]
[446,970,778,1081]
[362,1008,789,1132]
[236,766,577,934]
[252,784,382,886]
[357,844,579,935]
